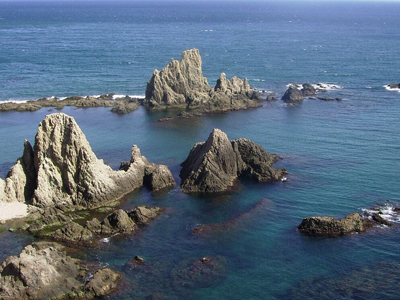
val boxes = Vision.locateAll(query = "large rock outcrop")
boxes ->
[0,113,175,209]
[144,49,263,112]
[0,241,121,299]
[180,129,286,193]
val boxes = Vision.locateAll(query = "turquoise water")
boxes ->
[1,1,400,299]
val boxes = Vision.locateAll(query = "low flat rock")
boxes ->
[298,213,366,236]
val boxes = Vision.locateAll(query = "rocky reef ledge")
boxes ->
[0,113,175,210]
[180,128,286,193]
[144,48,265,118]
[0,241,121,299]
[282,83,342,104]
[0,94,140,114]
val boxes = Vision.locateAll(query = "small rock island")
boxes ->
[144,48,264,115]
[180,128,286,193]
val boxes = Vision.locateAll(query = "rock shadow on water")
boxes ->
[281,261,400,300]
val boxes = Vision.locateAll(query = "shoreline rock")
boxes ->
[180,128,286,193]
[0,241,121,299]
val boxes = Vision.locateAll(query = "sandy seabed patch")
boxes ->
[0,202,29,222]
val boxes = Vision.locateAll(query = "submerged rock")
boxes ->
[171,256,227,290]
[0,113,175,211]
[0,241,121,299]
[180,128,286,193]
[144,48,263,113]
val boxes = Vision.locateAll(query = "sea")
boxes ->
[1,1,400,299]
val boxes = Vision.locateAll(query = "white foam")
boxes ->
[286,83,342,91]
[362,204,400,224]
[0,100,29,104]
[100,237,110,243]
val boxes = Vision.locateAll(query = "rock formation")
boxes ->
[297,213,366,236]
[282,83,341,103]
[281,85,306,103]
[144,48,263,112]
[180,128,286,193]
[0,241,121,299]
[298,207,397,237]
[0,113,175,210]
[387,83,400,89]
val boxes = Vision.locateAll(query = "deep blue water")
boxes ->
[1,1,400,299]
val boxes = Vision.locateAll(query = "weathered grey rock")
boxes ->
[0,242,81,300]
[180,129,286,193]
[49,221,94,243]
[281,86,304,103]
[297,212,365,236]
[145,48,211,108]
[144,49,263,112]
[84,268,121,298]
[0,113,174,210]
[144,164,176,192]
[0,241,121,299]
[301,83,317,96]
[0,140,36,203]
[128,205,164,225]
[110,100,139,114]
[101,209,137,234]
[232,138,283,182]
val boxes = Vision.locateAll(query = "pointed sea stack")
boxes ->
[180,128,286,193]
[0,113,175,209]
